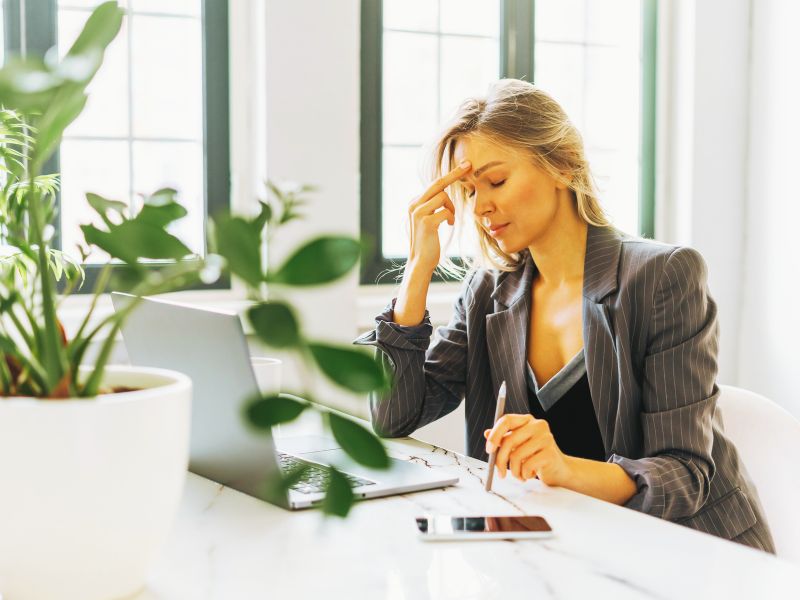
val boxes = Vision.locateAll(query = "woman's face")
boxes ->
[452,135,570,254]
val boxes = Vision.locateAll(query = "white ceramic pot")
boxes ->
[0,365,192,600]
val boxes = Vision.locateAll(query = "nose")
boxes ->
[472,191,494,219]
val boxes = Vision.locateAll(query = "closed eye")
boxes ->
[466,180,506,199]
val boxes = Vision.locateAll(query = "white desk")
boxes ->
[136,414,799,599]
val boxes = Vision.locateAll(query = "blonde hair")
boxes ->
[427,78,610,278]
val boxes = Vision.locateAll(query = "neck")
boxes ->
[527,195,589,287]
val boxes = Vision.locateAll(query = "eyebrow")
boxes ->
[460,161,505,182]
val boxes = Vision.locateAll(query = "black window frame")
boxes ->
[360,0,657,285]
[2,0,231,292]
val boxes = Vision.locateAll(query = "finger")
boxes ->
[509,436,549,480]
[486,414,534,452]
[521,455,539,480]
[412,161,472,210]
[495,423,535,478]
[425,209,455,228]
[412,191,456,221]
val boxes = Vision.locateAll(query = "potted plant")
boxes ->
[0,2,391,600]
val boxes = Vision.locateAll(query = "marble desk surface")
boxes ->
[135,413,799,600]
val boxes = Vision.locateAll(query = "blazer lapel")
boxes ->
[486,251,536,416]
[582,224,624,454]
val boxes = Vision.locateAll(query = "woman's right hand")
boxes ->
[406,161,472,277]
[392,161,471,327]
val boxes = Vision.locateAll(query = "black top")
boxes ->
[527,372,606,462]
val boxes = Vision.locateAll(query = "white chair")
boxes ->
[717,385,800,565]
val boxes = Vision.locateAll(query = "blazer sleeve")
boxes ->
[608,246,719,520]
[352,272,475,438]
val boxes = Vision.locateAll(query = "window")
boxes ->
[360,0,656,283]
[1,0,230,291]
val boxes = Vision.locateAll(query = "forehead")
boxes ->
[452,135,520,167]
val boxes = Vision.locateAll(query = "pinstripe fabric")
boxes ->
[354,225,775,553]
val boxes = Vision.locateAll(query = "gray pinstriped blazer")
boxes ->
[355,224,775,553]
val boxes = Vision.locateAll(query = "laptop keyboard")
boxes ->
[278,452,377,494]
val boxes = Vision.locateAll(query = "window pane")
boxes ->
[58,9,129,137]
[58,0,129,8]
[382,31,438,146]
[130,0,200,16]
[132,140,204,254]
[535,0,643,235]
[587,148,638,235]
[59,140,130,262]
[585,0,640,46]
[533,42,586,130]
[55,1,207,267]
[380,5,501,260]
[383,0,438,32]
[439,35,499,121]
[583,46,640,150]
[130,14,203,140]
[535,0,586,43]
[382,146,422,258]
[439,0,500,37]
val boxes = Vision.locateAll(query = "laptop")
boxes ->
[111,292,458,510]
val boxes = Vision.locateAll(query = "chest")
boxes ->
[527,279,584,386]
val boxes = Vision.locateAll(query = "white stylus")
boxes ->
[484,381,507,492]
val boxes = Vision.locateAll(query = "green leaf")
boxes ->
[81,220,191,263]
[243,394,307,430]
[31,89,88,172]
[252,200,272,233]
[308,342,390,393]
[247,302,301,349]
[0,58,62,113]
[87,192,127,227]
[327,412,389,469]
[321,466,355,518]
[65,1,124,60]
[269,236,361,286]
[137,198,187,228]
[213,215,263,288]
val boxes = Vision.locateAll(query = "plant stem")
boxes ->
[19,300,44,361]
[27,177,65,392]
[70,262,111,346]
[0,352,11,395]
[79,264,200,396]
[6,303,35,352]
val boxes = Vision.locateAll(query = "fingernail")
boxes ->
[459,160,471,169]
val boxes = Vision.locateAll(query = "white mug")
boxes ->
[250,357,282,396]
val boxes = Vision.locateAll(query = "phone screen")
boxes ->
[416,515,552,535]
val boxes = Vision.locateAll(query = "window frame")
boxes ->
[359,0,657,284]
[2,0,231,292]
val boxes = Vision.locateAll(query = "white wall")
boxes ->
[738,0,800,417]
[257,0,365,415]
[656,0,752,386]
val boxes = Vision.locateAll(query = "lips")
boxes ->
[488,223,509,237]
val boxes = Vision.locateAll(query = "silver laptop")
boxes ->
[111,292,458,510]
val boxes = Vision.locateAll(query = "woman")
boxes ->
[355,79,774,553]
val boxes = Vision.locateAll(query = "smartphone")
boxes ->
[415,515,554,541]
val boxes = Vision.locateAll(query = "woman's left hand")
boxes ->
[484,414,573,486]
